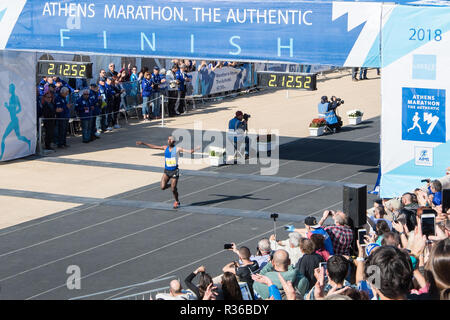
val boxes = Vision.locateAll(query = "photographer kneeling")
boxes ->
[318,96,343,133]
[228,110,250,160]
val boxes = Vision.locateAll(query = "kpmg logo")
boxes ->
[415,146,433,167]
[412,55,436,80]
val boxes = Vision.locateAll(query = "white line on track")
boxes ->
[0,204,100,237]
[0,213,193,282]
[25,217,243,300]
[106,199,345,299]
[5,130,379,299]
[0,208,147,258]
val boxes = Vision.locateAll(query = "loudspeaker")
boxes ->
[343,184,367,228]
[443,189,450,213]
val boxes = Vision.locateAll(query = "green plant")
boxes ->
[210,150,225,157]
[347,110,363,117]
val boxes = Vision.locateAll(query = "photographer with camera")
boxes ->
[317,95,343,133]
[228,110,250,159]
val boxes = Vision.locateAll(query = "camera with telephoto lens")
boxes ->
[243,113,251,121]
[335,98,344,106]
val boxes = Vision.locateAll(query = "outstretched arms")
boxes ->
[177,146,201,154]
[136,141,165,150]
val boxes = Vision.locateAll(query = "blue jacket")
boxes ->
[105,83,116,101]
[176,70,192,91]
[318,102,338,125]
[56,78,75,93]
[228,117,244,131]
[75,97,92,119]
[428,186,442,206]
[141,78,153,97]
[38,79,47,96]
[98,83,107,100]
[151,73,163,92]
[54,94,70,119]
[89,90,101,116]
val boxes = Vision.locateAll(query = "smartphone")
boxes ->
[421,214,435,237]
[319,262,327,271]
[358,229,367,245]
[224,243,233,250]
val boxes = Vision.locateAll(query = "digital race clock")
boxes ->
[257,72,317,90]
[38,60,93,79]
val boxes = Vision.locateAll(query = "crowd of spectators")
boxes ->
[153,168,449,301]
[36,59,246,151]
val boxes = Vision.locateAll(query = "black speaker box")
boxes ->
[343,184,367,228]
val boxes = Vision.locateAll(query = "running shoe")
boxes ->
[173,201,180,209]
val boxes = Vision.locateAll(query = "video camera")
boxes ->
[243,113,251,121]
[334,97,344,106]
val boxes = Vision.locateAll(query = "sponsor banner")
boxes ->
[2,0,383,67]
[380,5,450,197]
[0,50,36,161]
[197,64,255,96]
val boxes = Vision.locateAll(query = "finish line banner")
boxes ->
[1,0,382,67]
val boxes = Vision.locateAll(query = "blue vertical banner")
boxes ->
[402,87,446,143]
[380,5,450,198]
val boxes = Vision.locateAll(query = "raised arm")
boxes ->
[177,146,201,154]
[136,141,165,150]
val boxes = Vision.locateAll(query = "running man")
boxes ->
[136,136,199,208]
[1,83,31,160]
[407,112,424,134]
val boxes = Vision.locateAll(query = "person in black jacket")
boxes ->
[41,91,56,150]
[184,265,222,300]
[296,238,324,291]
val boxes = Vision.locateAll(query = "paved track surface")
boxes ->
[0,117,380,300]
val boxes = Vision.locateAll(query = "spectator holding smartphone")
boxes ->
[222,243,259,298]
[291,215,335,255]
[305,255,354,300]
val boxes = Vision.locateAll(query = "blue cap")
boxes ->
[153,66,160,70]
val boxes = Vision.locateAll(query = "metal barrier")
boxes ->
[69,275,176,300]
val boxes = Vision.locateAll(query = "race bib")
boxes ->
[165,158,177,167]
